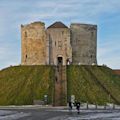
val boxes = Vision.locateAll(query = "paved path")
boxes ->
[0,108,120,120]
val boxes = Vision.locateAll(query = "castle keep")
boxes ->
[21,21,97,66]
[21,21,97,105]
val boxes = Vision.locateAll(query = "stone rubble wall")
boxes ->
[70,23,97,65]
[46,28,72,65]
[21,22,46,65]
[21,22,97,65]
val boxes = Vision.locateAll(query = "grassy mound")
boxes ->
[67,65,120,105]
[0,65,120,105]
[0,65,54,105]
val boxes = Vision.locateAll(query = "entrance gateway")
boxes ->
[57,57,63,65]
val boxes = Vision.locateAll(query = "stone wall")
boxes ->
[21,22,46,65]
[46,28,72,65]
[70,23,97,65]
[21,21,97,66]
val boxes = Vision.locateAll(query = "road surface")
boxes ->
[0,107,120,120]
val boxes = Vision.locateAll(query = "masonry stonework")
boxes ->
[46,22,72,65]
[21,21,97,65]
[21,22,46,65]
[70,23,97,65]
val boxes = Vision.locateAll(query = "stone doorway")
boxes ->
[57,57,63,65]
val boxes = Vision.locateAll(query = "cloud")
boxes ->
[98,38,120,69]
[0,0,120,69]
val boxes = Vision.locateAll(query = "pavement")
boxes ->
[0,106,120,120]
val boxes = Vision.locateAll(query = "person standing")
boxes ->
[68,101,73,112]
[76,101,80,114]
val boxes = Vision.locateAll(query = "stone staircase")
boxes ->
[53,65,67,106]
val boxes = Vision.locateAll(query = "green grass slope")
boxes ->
[67,65,120,105]
[0,65,120,105]
[0,65,54,105]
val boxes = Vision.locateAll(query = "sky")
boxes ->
[0,0,120,69]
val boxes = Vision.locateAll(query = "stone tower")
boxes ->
[46,22,72,65]
[21,21,97,106]
[70,23,97,65]
[21,22,46,65]
[21,21,97,66]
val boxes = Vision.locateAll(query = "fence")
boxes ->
[77,103,120,110]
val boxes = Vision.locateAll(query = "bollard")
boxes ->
[87,102,89,109]
[104,103,107,110]
[95,103,97,109]
[113,103,115,109]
